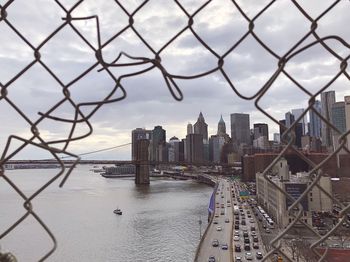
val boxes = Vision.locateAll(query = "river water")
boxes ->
[0,165,213,262]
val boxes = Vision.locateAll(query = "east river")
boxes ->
[0,165,213,262]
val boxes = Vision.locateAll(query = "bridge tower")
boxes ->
[135,139,150,184]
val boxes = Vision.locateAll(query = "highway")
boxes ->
[196,178,267,262]
[196,179,233,262]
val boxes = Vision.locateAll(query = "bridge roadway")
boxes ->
[196,178,233,262]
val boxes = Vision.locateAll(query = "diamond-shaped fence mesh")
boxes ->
[0,0,349,261]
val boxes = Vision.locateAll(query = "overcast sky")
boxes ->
[0,0,349,160]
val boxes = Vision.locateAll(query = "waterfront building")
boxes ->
[158,142,169,162]
[321,90,336,150]
[131,128,152,160]
[168,137,180,162]
[185,133,203,163]
[193,112,208,142]
[256,158,332,229]
[309,100,322,138]
[151,126,166,162]
[230,113,250,147]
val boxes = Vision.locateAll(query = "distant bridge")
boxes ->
[5,159,242,167]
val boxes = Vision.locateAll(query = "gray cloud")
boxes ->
[0,0,349,159]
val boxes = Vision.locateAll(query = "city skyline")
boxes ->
[1,1,349,161]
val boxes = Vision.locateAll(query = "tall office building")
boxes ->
[321,91,336,149]
[253,123,269,140]
[332,102,346,133]
[209,135,225,163]
[194,112,208,142]
[151,126,166,161]
[168,137,180,162]
[309,100,322,138]
[285,111,295,128]
[217,115,226,136]
[345,96,350,149]
[332,102,346,150]
[230,113,250,147]
[131,128,152,160]
[292,108,307,135]
[185,133,204,163]
[187,123,193,135]
[279,120,287,141]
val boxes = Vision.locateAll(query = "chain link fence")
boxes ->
[0,0,349,261]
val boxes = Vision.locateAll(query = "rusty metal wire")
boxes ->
[0,0,349,261]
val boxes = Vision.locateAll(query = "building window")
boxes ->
[310,198,313,202]
[310,192,312,196]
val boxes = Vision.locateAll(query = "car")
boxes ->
[235,244,241,252]
[208,255,216,262]
[215,214,219,218]
[216,226,222,231]
[227,204,231,207]
[251,226,256,231]
[265,228,271,233]
[235,256,242,262]
[221,243,228,250]
[243,231,249,237]
[213,220,218,224]
[220,211,225,215]
[235,224,239,230]
[244,237,250,244]
[241,220,246,225]
[225,218,229,223]
[253,242,259,249]
[221,195,224,198]
[249,219,254,223]
[227,200,230,203]
[212,239,219,247]
[245,252,253,260]
[234,230,240,236]
[253,236,259,242]
[244,244,251,251]
[234,236,240,241]
[256,252,263,260]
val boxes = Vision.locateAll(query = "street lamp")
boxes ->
[199,217,202,240]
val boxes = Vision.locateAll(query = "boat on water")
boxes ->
[113,208,122,215]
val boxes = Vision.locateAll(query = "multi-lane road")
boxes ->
[196,179,233,261]
[196,178,265,262]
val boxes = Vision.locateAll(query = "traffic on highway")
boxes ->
[196,178,266,262]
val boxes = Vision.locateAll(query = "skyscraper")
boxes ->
[209,135,225,163]
[331,102,346,150]
[151,126,166,161]
[230,113,250,147]
[292,108,307,135]
[217,115,226,136]
[309,100,322,138]
[187,123,193,135]
[332,102,346,133]
[194,112,208,142]
[321,91,336,149]
[285,111,295,128]
[185,133,203,163]
[131,128,152,160]
[253,123,269,140]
